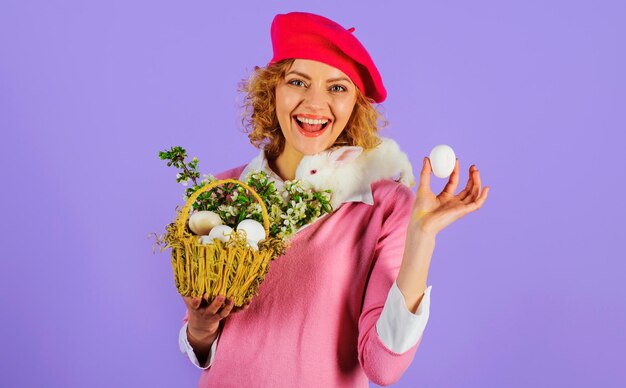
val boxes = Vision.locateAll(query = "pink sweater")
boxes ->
[183,164,424,387]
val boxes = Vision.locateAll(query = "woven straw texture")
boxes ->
[161,179,286,307]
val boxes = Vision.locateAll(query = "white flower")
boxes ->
[293,201,307,218]
[248,202,262,215]
[218,204,237,217]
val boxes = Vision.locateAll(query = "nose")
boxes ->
[302,83,329,111]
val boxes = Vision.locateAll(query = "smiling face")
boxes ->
[275,59,358,158]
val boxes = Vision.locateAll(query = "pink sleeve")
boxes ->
[357,183,423,386]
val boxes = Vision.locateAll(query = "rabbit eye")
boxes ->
[310,169,317,175]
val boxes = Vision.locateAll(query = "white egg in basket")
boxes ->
[205,224,233,244]
[236,219,266,243]
[247,239,259,251]
[188,210,223,235]
[198,235,214,245]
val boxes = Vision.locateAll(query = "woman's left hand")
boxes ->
[410,157,490,237]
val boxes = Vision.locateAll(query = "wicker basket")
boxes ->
[163,178,286,307]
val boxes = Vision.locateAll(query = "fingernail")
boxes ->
[423,157,426,165]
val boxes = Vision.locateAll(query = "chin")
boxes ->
[291,138,334,156]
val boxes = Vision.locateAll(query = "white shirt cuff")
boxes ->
[375,280,432,353]
[178,322,220,369]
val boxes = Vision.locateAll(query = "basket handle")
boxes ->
[175,178,270,237]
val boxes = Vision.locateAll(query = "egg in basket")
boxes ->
[151,146,332,307]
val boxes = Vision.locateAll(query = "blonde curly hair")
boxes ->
[238,58,388,160]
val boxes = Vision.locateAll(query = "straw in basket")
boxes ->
[161,178,286,307]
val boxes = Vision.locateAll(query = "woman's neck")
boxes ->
[269,146,303,181]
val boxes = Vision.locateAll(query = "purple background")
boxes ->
[2,1,624,387]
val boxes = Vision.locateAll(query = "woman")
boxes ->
[179,12,490,387]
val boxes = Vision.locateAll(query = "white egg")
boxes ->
[188,211,223,235]
[206,225,233,243]
[236,219,266,243]
[429,144,456,179]
[198,235,214,245]
[247,239,259,251]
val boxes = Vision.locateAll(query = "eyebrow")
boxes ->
[285,70,353,84]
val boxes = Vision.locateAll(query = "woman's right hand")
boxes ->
[183,294,250,341]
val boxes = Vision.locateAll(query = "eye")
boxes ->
[310,169,317,175]
[330,84,347,92]
[288,79,306,87]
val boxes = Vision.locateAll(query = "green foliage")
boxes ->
[158,146,333,239]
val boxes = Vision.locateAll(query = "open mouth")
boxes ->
[293,116,330,137]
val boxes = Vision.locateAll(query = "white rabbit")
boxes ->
[294,137,415,210]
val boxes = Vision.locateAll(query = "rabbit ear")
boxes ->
[329,146,363,164]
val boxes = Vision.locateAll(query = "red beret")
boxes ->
[269,12,387,103]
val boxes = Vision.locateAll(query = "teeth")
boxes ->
[296,116,329,125]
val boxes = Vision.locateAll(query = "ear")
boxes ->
[329,146,363,165]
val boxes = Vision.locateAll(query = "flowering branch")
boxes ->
[158,146,333,239]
